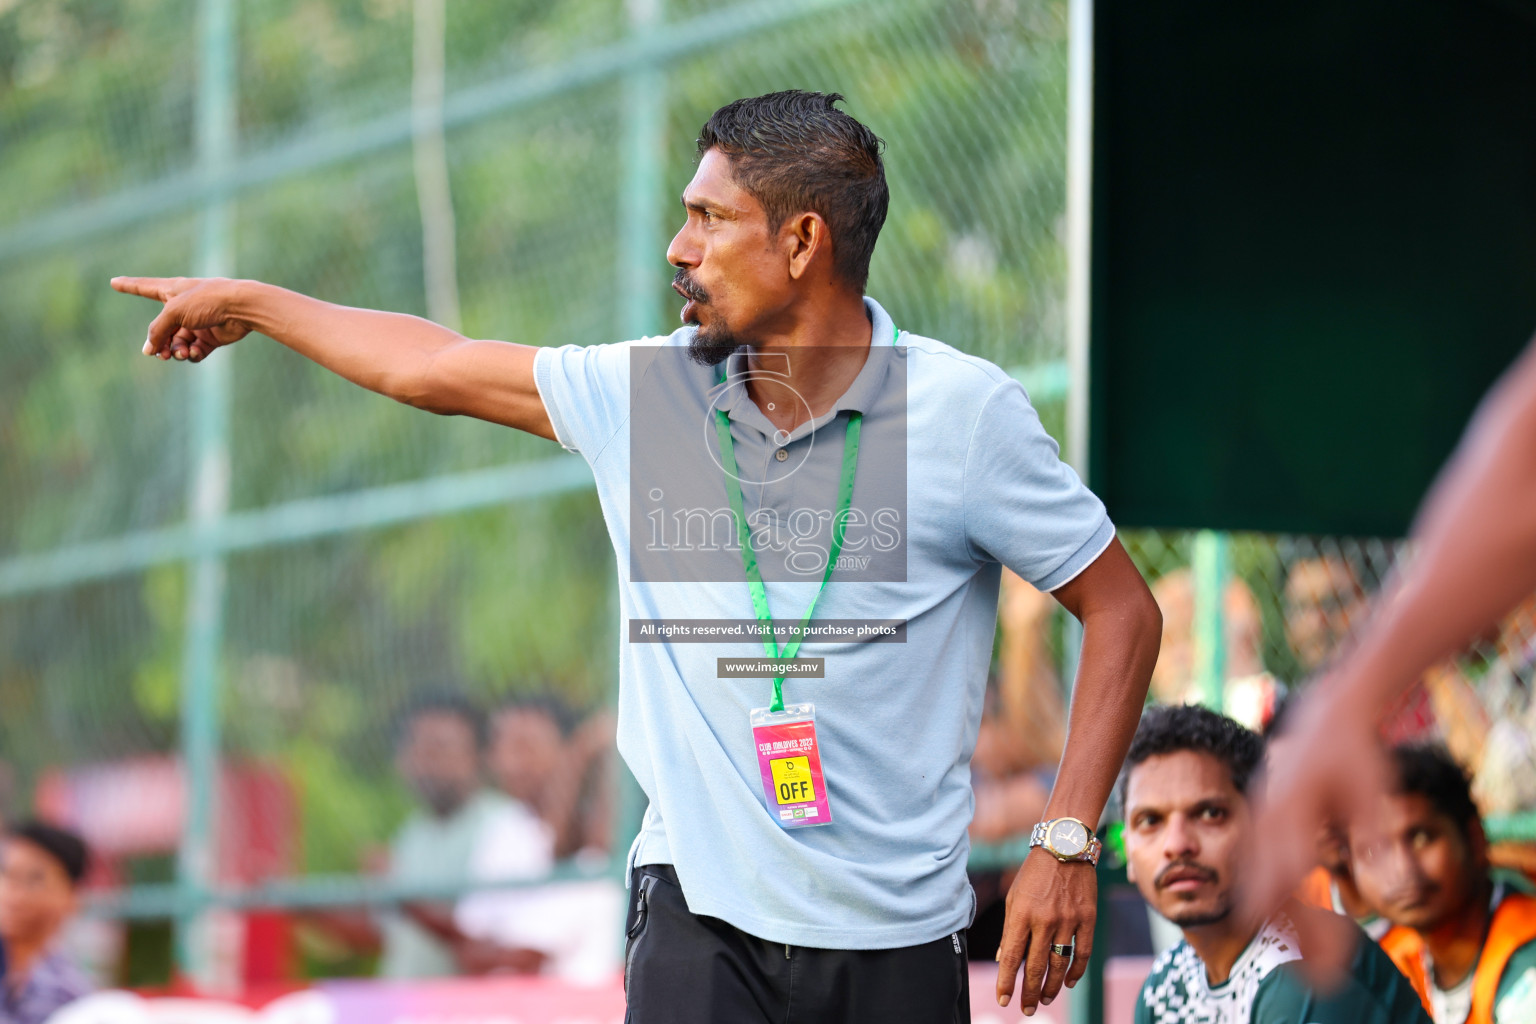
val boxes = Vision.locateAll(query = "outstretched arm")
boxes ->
[1343,338,1536,696]
[1246,336,1536,958]
[110,276,555,439]
[995,538,1161,1015]
[400,903,547,976]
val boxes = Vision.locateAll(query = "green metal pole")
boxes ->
[619,0,668,337]
[1192,530,1230,711]
[177,0,235,984]
[611,0,668,887]
[1066,2,1101,1019]
[0,0,860,264]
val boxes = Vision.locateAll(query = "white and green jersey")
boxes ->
[1135,907,1432,1024]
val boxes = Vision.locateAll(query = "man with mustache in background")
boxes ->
[1122,704,1429,1024]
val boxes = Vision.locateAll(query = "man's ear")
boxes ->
[785,211,830,282]
[1124,845,1138,884]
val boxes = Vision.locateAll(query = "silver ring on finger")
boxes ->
[1049,943,1074,957]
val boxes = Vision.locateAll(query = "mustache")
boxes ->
[1154,860,1218,889]
[673,269,709,303]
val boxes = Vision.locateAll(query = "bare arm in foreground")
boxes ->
[996,538,1161,1014]
[1247,337,1536,948]
[110,276,555,439]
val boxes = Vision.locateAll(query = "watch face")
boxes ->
[1049,819,1088,857]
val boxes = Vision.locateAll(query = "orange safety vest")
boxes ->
[1380,891,1536,1024]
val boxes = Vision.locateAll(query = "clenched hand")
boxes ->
[111,276,252,362]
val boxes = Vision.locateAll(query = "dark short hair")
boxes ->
[1389,743,1480,834]
[9,821,89,885]
[698,90,888,291]
[1120,704,1266,811]
[494,691,576,737]
[394,690,485,750]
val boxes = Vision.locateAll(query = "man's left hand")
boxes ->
[995,847,1096,1014]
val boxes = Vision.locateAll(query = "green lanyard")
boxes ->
[712,326,894,711]
[714,408,860,712]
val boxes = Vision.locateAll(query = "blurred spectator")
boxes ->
[969,570,1061,842]
[1283,554,1367,674]
[1471,594,1536,817]
[1386,592,1536,816]
[449,698,623,983]
[1264,702,1388,939]
[378,692,552,979]
[1351,744,1536,1023]
[485,697,616,859]
[1149,567,1279,730]
[0,821,92,1024]
[1150,569,1263,700]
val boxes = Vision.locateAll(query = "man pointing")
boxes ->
[114,90,1160,1022]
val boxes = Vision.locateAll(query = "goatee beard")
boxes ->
[1166,904,1233,928]
[687,322,742,367]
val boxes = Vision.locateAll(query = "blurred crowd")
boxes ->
[1123,703,1535,1023]
[0,544,1526,1018]
[305,691,622,983]
[971,547,1536,837]
[958,535,1536,1020]
[0,689,621,1021]
[965,548,1536,975]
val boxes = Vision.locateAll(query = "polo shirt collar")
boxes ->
[711,297,898,425]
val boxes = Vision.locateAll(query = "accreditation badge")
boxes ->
[750,703,832,829]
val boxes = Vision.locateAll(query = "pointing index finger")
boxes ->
[110,276,171,301]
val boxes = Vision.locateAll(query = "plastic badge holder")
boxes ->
[751,703,832,829]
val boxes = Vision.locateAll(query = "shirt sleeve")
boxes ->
[962,379,1115,590]
[533,341,637,459]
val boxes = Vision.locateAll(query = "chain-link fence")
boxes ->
[1118,530,1536,830]
[3,0,1533,995]
[1,0,1076,987]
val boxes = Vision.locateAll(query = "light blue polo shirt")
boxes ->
[533,297,1113,949]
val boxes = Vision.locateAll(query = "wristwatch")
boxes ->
[1029,817,1102,865]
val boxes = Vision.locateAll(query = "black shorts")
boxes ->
[624,865,971,1024]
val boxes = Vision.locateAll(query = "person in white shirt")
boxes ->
[454,697,623,984]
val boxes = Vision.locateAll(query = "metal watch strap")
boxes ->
[1028,819,1102,865]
